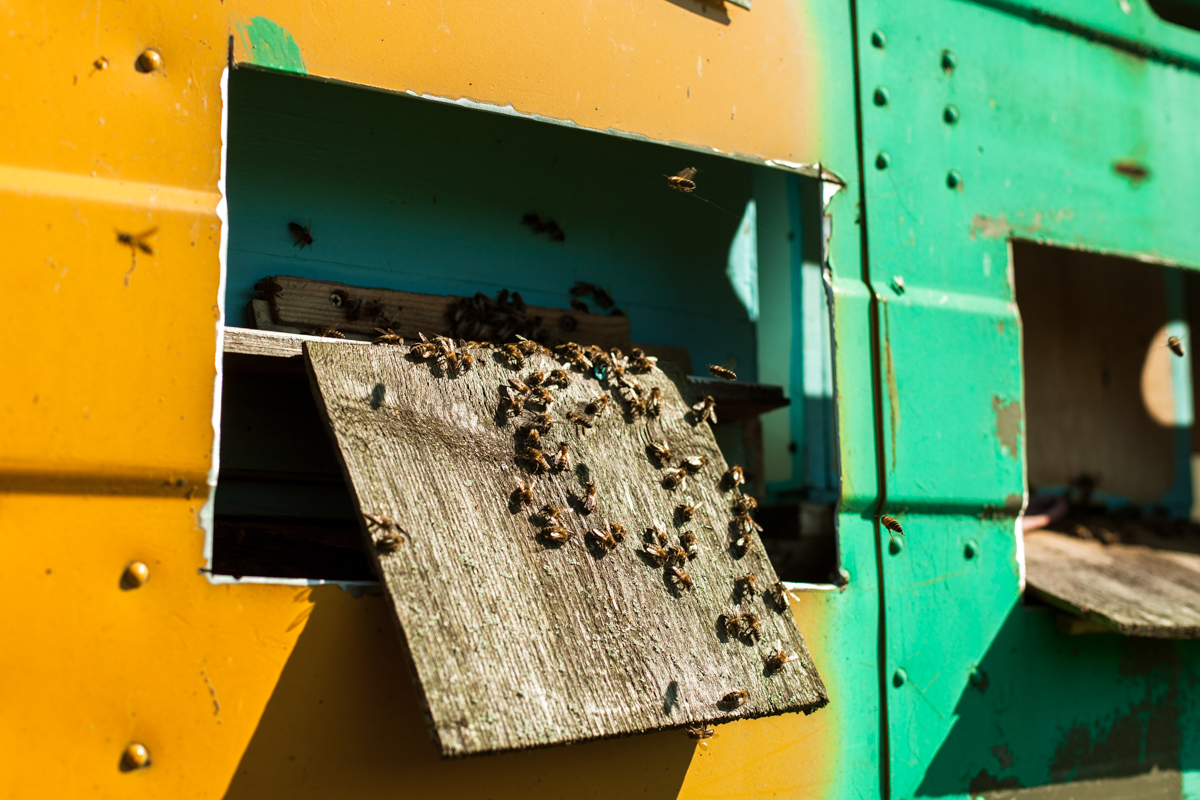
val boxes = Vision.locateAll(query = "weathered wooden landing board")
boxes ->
[1025,530,1200,638]
[303,340,827,756]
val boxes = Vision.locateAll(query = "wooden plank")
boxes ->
[1025,530,1200,638]
[303,339,827,756]
[260,275,632,350]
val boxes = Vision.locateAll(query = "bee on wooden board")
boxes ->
[618,372,644,397]
[581,481,598,514]
[662,468,688,491]
[514,335,544,356]
[607,522,629,543]
[567,411,593,435]
[724,465,746,491]
[288,220,315,249]
[374,533,406,553]
[501,393,525,420]
[642,541,670,566]
[686,725,715,741]
[593,287,615,309]
[512,477,536,507]
[692,396,718,424]
[675,503,704,523]
[732,495,757,514]
[646,387,663,417]
[628,397,648,418]
[363,513,397,531]
[769,581,788,611]
[628,349,659,374]
[722,611,743,638]
[529,386,555,409]
[551,442,572,473]
[311,326,345,339]
[679,531,699,558]
[525,370,546,387]
[541,526,573,544]
[765,643,798,674]
[525,413,558,435]
[570,299,590,314]
[524,428,542,449]
[546,369,572,388]
[567,351,593,372]
[735,513,763,537]
[646,522,669,546]
[668,565,694,591]
[648,441,673,465]
[681,455,708,474]
[374,328,403,345]
[587,525,618,552]
[499,343,526,369]
[741,613,762,641]
[411,333,439,360]
[586,395,610,416]
[734,531,755,554]
[667,167,699,193]
[538,503,565,525]
[737,573,760,598]
[570,281,596,297]
[523,446,551,474]
[254,277,283,298]
[722,690,750,709]
[508,377,532,397]
[1168,335,1186,357]
[459,350,475,372]
[116,226,158,255]
[665,544,689,567]
[880,515,905,537]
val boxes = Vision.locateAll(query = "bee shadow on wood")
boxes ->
[369,383,386,410]
[726,520,748,559]
[566,490,589,517]
[662,681,681,716]
[714,616,731,644]
[574,463,591,484]
[490,350,522,371]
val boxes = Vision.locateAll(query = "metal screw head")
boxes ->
[964,540,978,560]
[890,275,906,295]
[889,537,904,555]
[943,104,960,124]
[969,667,989,690]
[871,30,887,49]
[135,48,164,73]
[120,561,150,590]
[946,170,963,189]
[120,742,151,771]
[941,49,957,74]
[893,668,907,688]
[872,86,889,107]
[875,152,891,170]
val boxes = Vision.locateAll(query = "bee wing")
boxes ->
[720,357,738,371]
[674,167,698,180]
[135,226,159,239]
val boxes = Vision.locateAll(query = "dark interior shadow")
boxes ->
[224,585,697,800]
[914,600,1200,799]
[663,0,731,24]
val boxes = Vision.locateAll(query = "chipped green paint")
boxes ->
[237,17,306,75]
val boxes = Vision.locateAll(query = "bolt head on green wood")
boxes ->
[876,152,891,170]
[943,104,960,124]
[873,87,890,107]
[893,668,907,687]
[871,30,887,49]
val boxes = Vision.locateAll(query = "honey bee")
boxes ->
[668,565,694,590]
[593,287,614,309]
[692,396,718,424]
[721,690,750,708]
[116,226,158,255]
[1168,335,1186,357]
[375,533,406,552]
[586,395,611,416]
[547,369,572,388]
[686,725,715,741]
[524,428,542,449]
[526,370,546,387]
[363,513,396,530]
[628,397,647,418]
[541,526,573,544]
[567,411,593,435]
[508,377,532,397]
[581,481,598,514]
[92,55,110,73]
[646,522,669,546]
[288,220,315,249]
[501,390,526,419]
[662,468,688,490]
[254,277,284,298]
[499,343,526,369]
[512,477,536,507]
[722,611,742,638]
[708,364,737,381]
[667,167,699,192]
[459,351,475,372]
[607,522,629,543]
[675,503,704,523]
[737,574,760,598]
[538,504,565,525]
[765,644,797,673]
[523,446,551,473]
[732,496,758,513]
[724,465,745,490]
[514,335,543,355]
[554,342,582,357]
[665,544,689,567]
[529,386,555,409]
[646,387,663,417]
[642,542,670,566]
[411,333,440,360]
[551,442,572,473]
[628,349,659,374]
[733,531,754,554]
[525,413,558,434]
[374,328,403,345]
[768,581,788,610]
[648,441,673,465]
[735,513,763,535]
[880,515,904,537]
[587,525,618,551]
[681,455,708,474]
[312,326,345,339]
[679,531,699,558]
[741,613,761,641]
[570,281,597,297]
[570,299,590,313]
[568,351,593,372]
[618,372,644,396]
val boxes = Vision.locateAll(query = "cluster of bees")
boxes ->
[445,289,547,345]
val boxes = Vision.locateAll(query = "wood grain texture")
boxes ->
[1025,530,1200,638]
[264,275,632,349]
[303,340,827,756]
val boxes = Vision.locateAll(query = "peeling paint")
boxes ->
[236,17,307,75]
[992,396,1021,459]
[884,306,899,472]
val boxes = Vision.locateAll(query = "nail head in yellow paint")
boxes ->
[120,742,151,772]
[135,48,164,74]
[120,561,151,590]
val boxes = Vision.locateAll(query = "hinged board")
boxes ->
[303,340,827,756]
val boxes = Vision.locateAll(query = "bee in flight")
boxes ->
[667,167,699,192]
[708,358,738,381]
[1168,335,1186,357]
[288,220,315,249]
[116,226,157,255]
[880,515,904,537]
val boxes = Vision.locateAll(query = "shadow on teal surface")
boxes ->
[915,600,1200,798]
